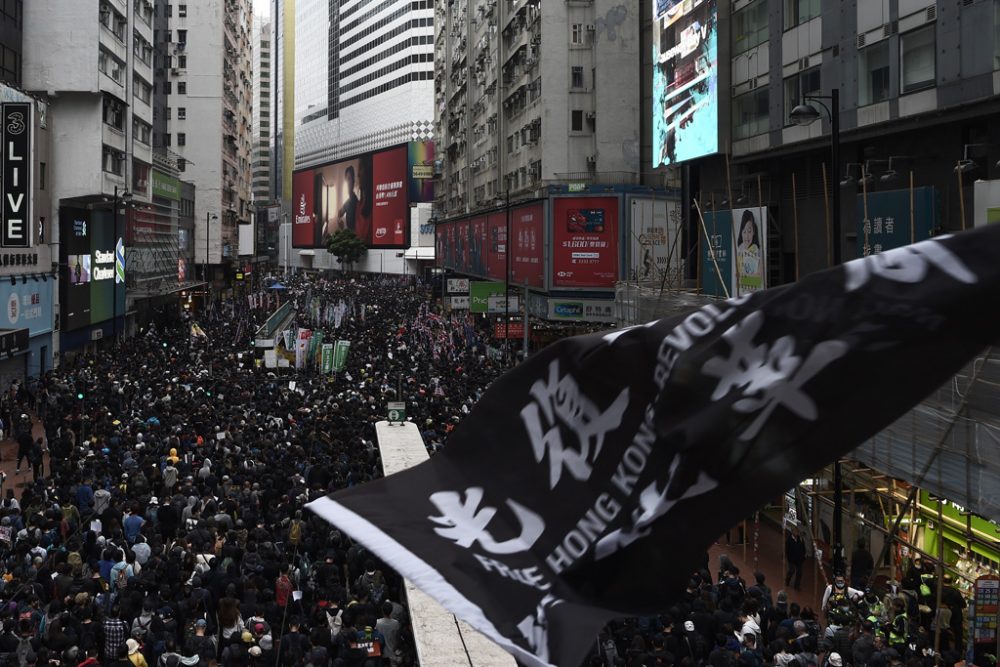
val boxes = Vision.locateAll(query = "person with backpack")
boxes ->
[356,560,387,608]
[288,510,304,548]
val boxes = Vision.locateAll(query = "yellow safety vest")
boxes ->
[889,612,908,644]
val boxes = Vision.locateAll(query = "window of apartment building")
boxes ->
[163,133,171,146]
[134,0,152,26]
[113,14,127,41]
[783,67,820,125]
[178,55,187,69]
[733,1,769,54]
[0,45,18,85]
[784,0,820,30]
[39,163,45,191]
[571,109,584,132]
[732,88,769,140]
[133,118,152,145]
[1,0,21,27]
[178,81,187,94]
[99,50,124,84]
[104,97,125,131]
[133,161,150,193]
[165,4,172,16]
[134,76,152,104]
[134,33,152,66]
[163,81,172,95]
[177,30,187,44]
[102,146,125,175]
[178,4,187,17]
[901,26,935,93]
[858,41,890,106]
[177,133,186,146]
[571,66,584,89]
[571,23,585,46]
[177,107,186,119]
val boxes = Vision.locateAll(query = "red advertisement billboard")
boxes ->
[291,143,414,249]
[435,223,448,269]
[292,170,316,247]
[468,216,488,277]
[510,203,545,287]
[551,196,620,288]
[372,146,408,247]
[456,218,470,274]
[486,213,506,281]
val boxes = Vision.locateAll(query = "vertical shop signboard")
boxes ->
[973,575,998,660]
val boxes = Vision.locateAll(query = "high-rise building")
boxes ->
[275,0,437,275]
[252,20,272,202]
[0,0,23,87]
[23,0,157,354]
[433,0,641,217]
[156,0,253,286]
[294,0,434,168]
[272,0,294,206]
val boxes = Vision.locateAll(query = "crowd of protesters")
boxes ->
[587,546,973,667]
[0,274,506,667]
[0,270,982,667]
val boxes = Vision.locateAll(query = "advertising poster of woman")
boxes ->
[733,207,766,295]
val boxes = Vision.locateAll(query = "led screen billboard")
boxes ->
[60,208,126,331]
[551,197,620,289]
[292,142,433,249]
[652,0,719,168]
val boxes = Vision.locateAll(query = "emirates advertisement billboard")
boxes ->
[551,196,620,289]
[292,143,431,249]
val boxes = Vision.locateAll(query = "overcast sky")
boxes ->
[255,0,270,20]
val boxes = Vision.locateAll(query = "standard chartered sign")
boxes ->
[92,249,115,280]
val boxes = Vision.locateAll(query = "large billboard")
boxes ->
[699,206,767,298]
[292,141,433,249]
[509,203,545,288]
[652,0,719,168]
[60,208,126,331]
[551,197,620,289]
[627,197,683,284]
[856,187,938,257]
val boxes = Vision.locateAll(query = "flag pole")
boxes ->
[726,154,739,297]
[862,168,871,256]
[757,173,765,289]
[822,162,832,267]
[792,172,800,281]
[693,199,730,299]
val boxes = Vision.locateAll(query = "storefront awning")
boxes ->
[403,247,435,260]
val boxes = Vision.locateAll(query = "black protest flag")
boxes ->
[308,225,1000,667]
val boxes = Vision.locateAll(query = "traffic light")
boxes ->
[76,390,84,401]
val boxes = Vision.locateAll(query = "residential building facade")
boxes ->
[155,0,253,289]
[23,0,156,354]
[434,0,641,217]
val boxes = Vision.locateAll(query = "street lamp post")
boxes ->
[112,186,132,343]
[790,88,840,264]
[205,211,218,309]
[790,87,845,574]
